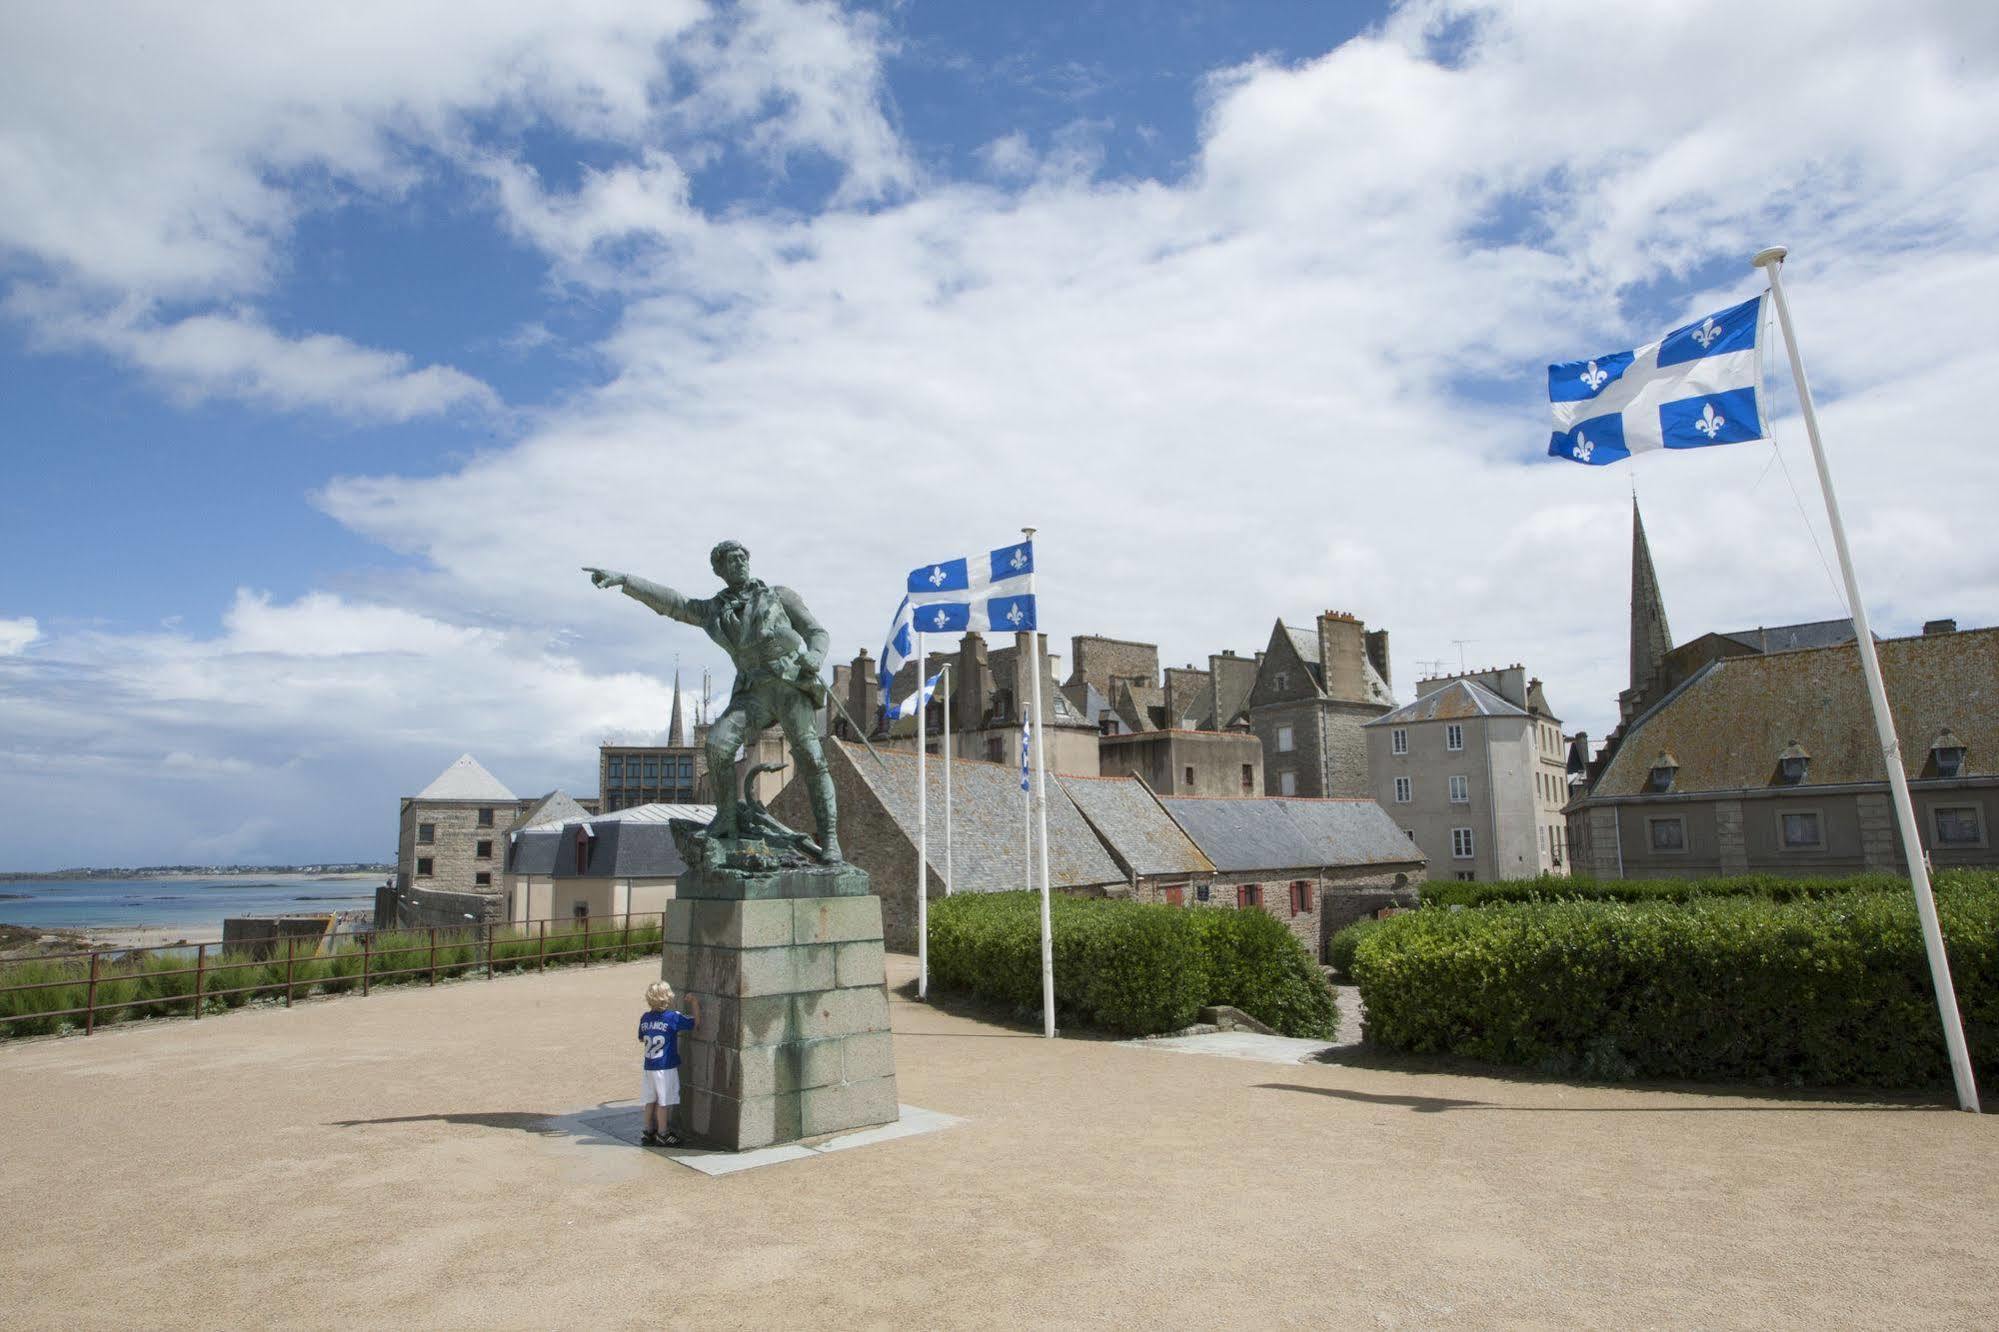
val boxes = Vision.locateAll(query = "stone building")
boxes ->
[1061,778,1425,957]
[1567,502,1996,877]
[1365,666,1572,882]
[1567,623,1999,878]
[770,739,1125,951]
[503,801,714,926]
[864,631,1101,777]
[1245,612,1396,798]
[393,754,531,899]
[1057,634,1267,796]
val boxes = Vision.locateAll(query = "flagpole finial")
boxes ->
[1751,245,1788,269]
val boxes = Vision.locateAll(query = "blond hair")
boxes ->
[645,980,675,1010]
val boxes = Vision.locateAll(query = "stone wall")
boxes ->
[397,798,519,895]
[1069,635,1160,698]
[380,884,504,930]
[1096,729,1264,796]
[1125,863,1421,961]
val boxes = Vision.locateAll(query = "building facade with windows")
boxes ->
[503,802,715,926]
[394,753,530,898]
[1365,666,1571,883]
[1567,623,1999,878]
[1244,612,1396,799]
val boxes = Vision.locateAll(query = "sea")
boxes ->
[0,875,381,933]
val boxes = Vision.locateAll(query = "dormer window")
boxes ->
[1930,730,1968,779]
[1776,741,1810,787]
[1646,751,1679,793]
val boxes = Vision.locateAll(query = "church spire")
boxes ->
[667,669,687,748]
[1628,499,1673,710]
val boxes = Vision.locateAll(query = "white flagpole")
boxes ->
[1023,526,1056,1038]
[1754,244,1980,1113]
[1022,720,1033,894]
[943,662,954,898]
[915,630,928,1001]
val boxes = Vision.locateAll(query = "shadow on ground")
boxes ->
[328,1105,652,1148]
[1264,1061,1956,1112]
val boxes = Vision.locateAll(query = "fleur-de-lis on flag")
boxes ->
[1572,433,1595,462]
[1691,316,1723,350]
[1579,360,1608,391]
[1694,403,1726,439]
[1009,547,1028,571]
[1006,604,1025,627]
[932,608,950,628]
[927,566,947,587]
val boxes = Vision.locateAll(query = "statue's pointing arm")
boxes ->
[778,587,830,671]
[620,574,709,627]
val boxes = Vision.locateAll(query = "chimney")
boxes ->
[846,648,877,728]
[1923,618,1958,636]
[1364,629,1391,693]
[1318,611,1366,702]
[957,631,990,732]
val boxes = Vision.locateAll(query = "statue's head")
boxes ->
[710,539,751,586]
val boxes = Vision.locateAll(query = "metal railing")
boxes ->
[0,911,668,1038]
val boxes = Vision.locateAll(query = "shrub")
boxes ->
[1185,908,1338,1040]
[1417,871,1919,910]
[1354,871,1999,1089]
[928,892,1336,1038]
[1326,917,1384,979]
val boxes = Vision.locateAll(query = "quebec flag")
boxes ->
[1549,295,1767,465]
[905,539,1037,637]
[885,670,941,723]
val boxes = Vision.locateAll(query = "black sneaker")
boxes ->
[640,1131,660,1147]
[661,1131,683,1147]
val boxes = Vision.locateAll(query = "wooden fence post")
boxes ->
[486,921,495,980]
[428,927,437,986]
[194,944,206,1019]
[85,950,99,1036]
[621,912,630,958]
[583,913,591,965]
[285,934,296,1009]
[361,932,372,997]
[537,919,545,973]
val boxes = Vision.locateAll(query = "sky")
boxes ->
[2,0,1997,869]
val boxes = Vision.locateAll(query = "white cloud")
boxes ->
[10,295,498,422]
[0,618,38,656]
[7,0,1999,865]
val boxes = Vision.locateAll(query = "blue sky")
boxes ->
[3,0,1997,868]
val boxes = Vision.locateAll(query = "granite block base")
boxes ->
[662,863,898,1152]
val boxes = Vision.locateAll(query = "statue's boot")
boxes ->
[809,778,841,863]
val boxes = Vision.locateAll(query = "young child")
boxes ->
[637,979,700,1147]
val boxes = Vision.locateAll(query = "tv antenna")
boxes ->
[1450,639,1478,671]
[1415,658,1448,678]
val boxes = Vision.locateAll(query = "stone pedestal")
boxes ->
[661,861,899,1151]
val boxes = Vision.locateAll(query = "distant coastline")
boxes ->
[0,864,391,882]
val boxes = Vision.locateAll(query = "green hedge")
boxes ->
[928,891,1336,1039]
[1417,872,1913,910]
[1326,916,1384,978]
[1353,871,1999,1088]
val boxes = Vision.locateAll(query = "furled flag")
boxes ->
[1549,295,1767,465]
[1019,715,1031,792]
[885,669,942,723]
[879,594,915,686]
[905,539,1037,637]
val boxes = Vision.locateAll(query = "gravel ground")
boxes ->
[1,953,1993,1329]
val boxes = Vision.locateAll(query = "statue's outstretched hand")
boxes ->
[584,567,626,591]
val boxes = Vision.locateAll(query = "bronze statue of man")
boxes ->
[585,541,840,862]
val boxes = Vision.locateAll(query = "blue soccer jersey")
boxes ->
[639,1008,693,1071]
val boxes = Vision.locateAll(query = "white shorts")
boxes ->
[641,1068,681,1107]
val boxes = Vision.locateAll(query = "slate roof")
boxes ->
[508,802,717,879]
[1156,796,1425,871]
[834,741,1124,892]
[414,753,516,802]
[1593,627,1999,796]
[1718,619,1861,654]
[1058,776,1214,878]
[508,789,589,834]
[1365,678,1526,726]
